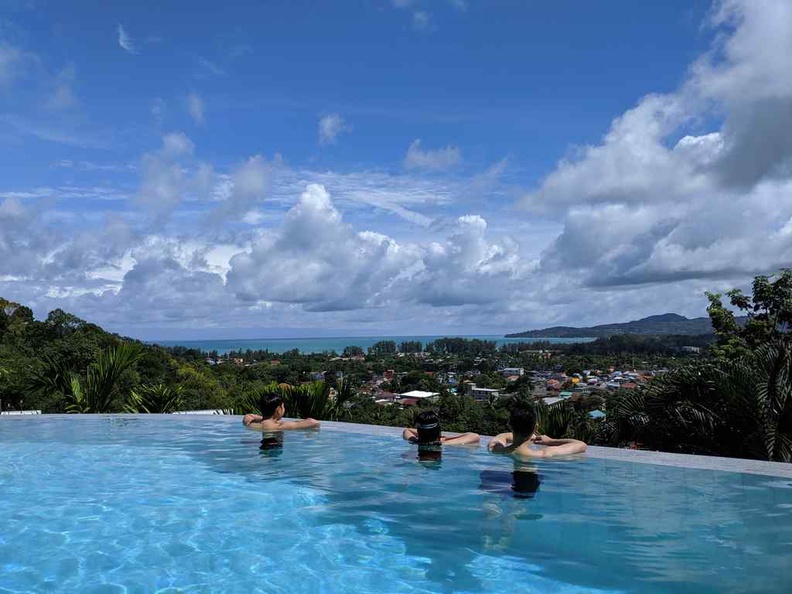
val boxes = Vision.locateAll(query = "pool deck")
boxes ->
[3,413,791,479]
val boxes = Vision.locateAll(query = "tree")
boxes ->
[343,345,364,357]
[399,341,422,353]
[707,269,792,358]
[369,340,397,356]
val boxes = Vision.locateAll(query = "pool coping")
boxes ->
[3,414,791,479]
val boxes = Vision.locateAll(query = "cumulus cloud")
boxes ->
[404,139,462,171]
[318,113,350,145]
[526,0,792,288]
[226,184,529,314]
[211,154,276,222]
[186,92,204,125]
[117,24,136,54]
[137,132,197,222]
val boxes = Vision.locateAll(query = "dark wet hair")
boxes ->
[259,393,284,419]
[509,405,537,436]
[415,410,441,445]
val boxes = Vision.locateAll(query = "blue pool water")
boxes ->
[1,417,790,593]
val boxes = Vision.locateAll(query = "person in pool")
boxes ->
[242,393,320,431]
[402,410,480,452]
[488,405,586,458]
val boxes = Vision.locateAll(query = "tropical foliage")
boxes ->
[125,384,185,414]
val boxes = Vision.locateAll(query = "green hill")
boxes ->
[505,313,718,338]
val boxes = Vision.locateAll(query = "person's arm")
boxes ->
[488,432,513,453]
[403,428,419,442]
[278,418,321,430]
[243,413,263,427]
[531,434,587,457]
[442,432,480,446]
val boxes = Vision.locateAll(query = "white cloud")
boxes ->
[404,139,461,170]
[318,113,350,145]
[186,92,204,125]
[137,133,197,222]
[117,24,136,54]
[412,11,431,32]
[161,131,194,158]
[210,155,275,221]
[226,184,529,314]
[524,0,792,288]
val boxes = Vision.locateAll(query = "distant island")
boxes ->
[506,313,720,338]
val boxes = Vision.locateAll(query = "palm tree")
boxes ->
[28,343,143,413]
[125,384,184,414]
[601,342,792,462]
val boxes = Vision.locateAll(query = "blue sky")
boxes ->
[2,0,791,339]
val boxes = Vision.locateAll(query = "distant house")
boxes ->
[589,410,606,419]
[621,382,639,390]
[468,385,500,401]
[499,367,524,377]
[542,396,564,406]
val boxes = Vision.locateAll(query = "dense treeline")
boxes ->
[1,270,791,461]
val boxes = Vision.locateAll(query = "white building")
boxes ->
[468,385,500,401]
[499,367,524,377]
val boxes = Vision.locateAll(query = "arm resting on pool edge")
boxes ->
[403,428,419,442]
[488,432,513,453]
[243,413,263,427]
[442,432,480,446]
[530,435,587,457]
[278,418,321,430]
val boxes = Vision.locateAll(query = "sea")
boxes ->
[152,335,595,355]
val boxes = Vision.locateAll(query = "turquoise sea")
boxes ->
[153,334,594,355]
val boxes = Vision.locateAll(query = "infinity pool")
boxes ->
[1,416,790,593]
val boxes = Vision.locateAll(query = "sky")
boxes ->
[1,0,791,340]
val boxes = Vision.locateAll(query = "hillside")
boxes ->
[505,313,718,338]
